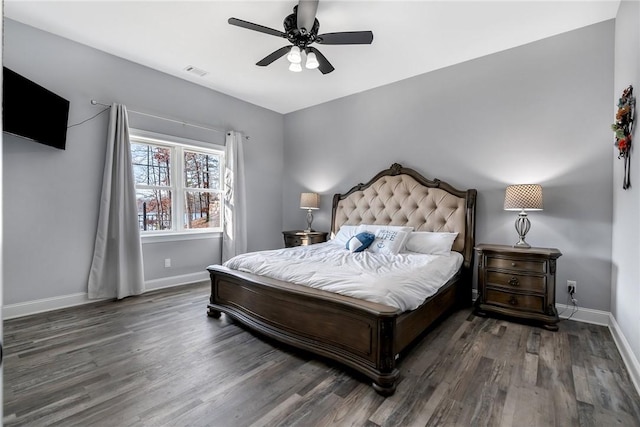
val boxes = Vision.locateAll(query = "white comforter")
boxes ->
[222,241,463,312]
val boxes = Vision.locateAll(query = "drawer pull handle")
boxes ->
[511,262,517,267]
[508,277,519,287]
[509,296,518,305]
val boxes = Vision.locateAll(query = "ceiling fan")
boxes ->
[228,0,373,74]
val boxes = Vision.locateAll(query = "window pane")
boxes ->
[137,189,172,231]
[184,191,221,229]
[131,143,171,187]
[184,151,221,190]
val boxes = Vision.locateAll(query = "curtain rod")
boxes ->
[90,100,249,139]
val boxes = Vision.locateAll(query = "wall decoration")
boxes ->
[612,85,635,189]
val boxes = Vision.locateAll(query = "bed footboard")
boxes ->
[207,265,401,395]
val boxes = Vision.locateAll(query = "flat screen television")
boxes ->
[3,67,70,150]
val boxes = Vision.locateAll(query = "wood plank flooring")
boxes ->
[4,282,640,426]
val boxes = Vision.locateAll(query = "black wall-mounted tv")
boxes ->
[3,67,70,150]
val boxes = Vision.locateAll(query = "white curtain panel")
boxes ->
[88,104,145,299]
[222,131,247,262]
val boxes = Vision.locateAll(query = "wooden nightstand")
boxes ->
[475,244,562,331]
[282,230,328,248]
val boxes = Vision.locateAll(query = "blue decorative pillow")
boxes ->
[346,232,376,253]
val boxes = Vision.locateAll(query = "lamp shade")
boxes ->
[287,46,302,64]
[504,184,543,211]
[300,192,320,210]
[288,62,302,72]
[305,51,319,69]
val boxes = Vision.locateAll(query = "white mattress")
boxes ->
[222,241,463,312]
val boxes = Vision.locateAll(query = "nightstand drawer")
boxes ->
[282,231,328,248]
[285,235,304,246]
[485,289,544,313]
[486,257,546,273]
[486,271,546,293]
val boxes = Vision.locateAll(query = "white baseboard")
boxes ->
[556,303,610,326]
[608,313,640,396]
[3,292,107,320]
[3,271,210,319]
[144,271,209,291]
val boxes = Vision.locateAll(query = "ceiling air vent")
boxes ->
[184,65,208,77]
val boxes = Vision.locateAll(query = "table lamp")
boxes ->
[300,192,320,232]
[504,184,543,248]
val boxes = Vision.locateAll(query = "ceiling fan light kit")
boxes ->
[228,0,373,74]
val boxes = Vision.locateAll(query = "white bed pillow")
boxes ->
[357,224,413,254]
[331,225,359,246]
[368,229,412,255]
[356,224,414,235]
[405,232,459,255]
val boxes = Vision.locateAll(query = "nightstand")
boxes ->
[475,244,562,331]
[282,230,328,248]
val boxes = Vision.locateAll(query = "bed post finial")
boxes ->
[390,163,403,175]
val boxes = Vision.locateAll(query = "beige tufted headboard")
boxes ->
[331,163,477,268]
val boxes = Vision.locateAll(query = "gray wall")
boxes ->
[283,21,615,312]
[612,0,640,375]
[3,19,284,305]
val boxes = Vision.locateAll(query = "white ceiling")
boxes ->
[4,1,620,114]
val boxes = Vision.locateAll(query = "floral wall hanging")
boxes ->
[612,85,635,190]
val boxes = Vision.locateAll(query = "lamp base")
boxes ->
[513,211,532,249]
[305,209,314,233]
[513,239,531,249]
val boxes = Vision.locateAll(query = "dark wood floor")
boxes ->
[4,281,640,426]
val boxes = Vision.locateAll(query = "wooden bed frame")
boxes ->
[207,163,477,395]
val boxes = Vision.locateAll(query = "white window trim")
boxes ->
[141,230,222,244]
[130,128,225,239]
[130,129,225,152]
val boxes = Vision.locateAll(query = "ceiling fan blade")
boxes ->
[228,17,286,38]
[317,31,374,45]
[256,46,292,66]
[296,0,319,33]
[308,47,334,74]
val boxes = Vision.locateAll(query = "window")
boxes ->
[130,130,224,234]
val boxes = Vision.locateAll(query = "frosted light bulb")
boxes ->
[305,51,319,69]
[287,46,302,64]
[289,62,302,72]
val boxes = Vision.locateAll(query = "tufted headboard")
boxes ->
[331,163,477,268]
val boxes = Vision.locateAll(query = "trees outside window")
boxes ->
[130,132,223,233]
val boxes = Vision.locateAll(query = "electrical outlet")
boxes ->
[164,258,171,268]
[567,280,577,295]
